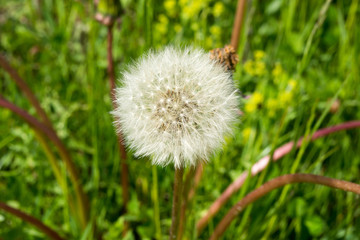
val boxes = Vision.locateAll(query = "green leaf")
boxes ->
[305,215,327,237]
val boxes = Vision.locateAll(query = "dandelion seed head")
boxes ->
[113,46,239,168]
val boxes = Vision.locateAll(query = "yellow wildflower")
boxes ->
[183,1,202,19]
[191,22,199,31]
[267,98,278,109]
[279,91,293,106]
[242,127,252,142]
[245,92,264,113]
[288,78,297,90]
[272,62,283,78]
[164,0,177,17]
[158,14,169,24]
[213,2,224,17]
[155,23,167,35]
[210,25,221,37]
[205,36,213,49]
[245,102,257,113]
[244,60,255,76]
[174,24,182,33]
[179,0,187,7]
[155,15,169,35]
[266,98,278,117]
[252,92,264,104]
[254,50,265,60]
[254,61,266,76]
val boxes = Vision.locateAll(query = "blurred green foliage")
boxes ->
[0,0,360,239]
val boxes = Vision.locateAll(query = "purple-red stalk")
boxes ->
[209,173,360,240]
[0,96,89,228]
[197,120,360,233]
[0,201,64,240]
[106,24,130,231]
[0,55,52,128]
[230,0,247,51]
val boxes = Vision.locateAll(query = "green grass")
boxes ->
[1,0,360,239]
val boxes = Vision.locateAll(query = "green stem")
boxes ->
[169,167,184,240]
[33,130,66,193]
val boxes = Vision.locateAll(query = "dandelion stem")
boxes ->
[177,166,196,240]
[0,201,65,240]
[209,173,360,240]
[170,167,184,240]
[197,120,360,233]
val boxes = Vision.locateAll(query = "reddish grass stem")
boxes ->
[188,163,204,201]
[106,24,130,221]
[209,173,360,240]
[197,120,360,233]
[0,96,89,228]
[230,0,247,51]
[0,201,64,240]
[0,55,52,128]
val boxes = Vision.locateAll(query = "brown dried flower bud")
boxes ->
[210,45,239,71]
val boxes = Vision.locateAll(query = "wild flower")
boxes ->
[266,98,278,117]
[288,78,297,90]
[254,61,266,76]
[213,2,225,17]
[242,127,252,142]
[272,62,283,78]
[243,59,266,77]
[278,91,293,107]
[164,0,177,17]
[155,14,169,35]
[254,50,265,60]
[113,46,239,168]
[210,25,222,38]
[245,92,263,113]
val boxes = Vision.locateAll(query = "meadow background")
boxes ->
[0,0,360,239]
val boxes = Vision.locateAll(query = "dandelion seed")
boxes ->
[112,46,239,168]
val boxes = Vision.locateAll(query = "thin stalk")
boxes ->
[33,130,77,222]
[0,201,64,240]
[0,96,88,229]
[152,166,162,240]
[188,163,204,201]
[209,173,360,240]
[107,25,116,95]
[196,120,360,233]
[0,55,89,228]
[177,166,196,240]
[230,0,247,51]
[299,0,332,74]
[0,54,52,128]
[33,130,67,194]
[169,167,184,240]
[107,24,130,227]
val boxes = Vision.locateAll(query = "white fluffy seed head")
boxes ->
[112,46,239,168]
